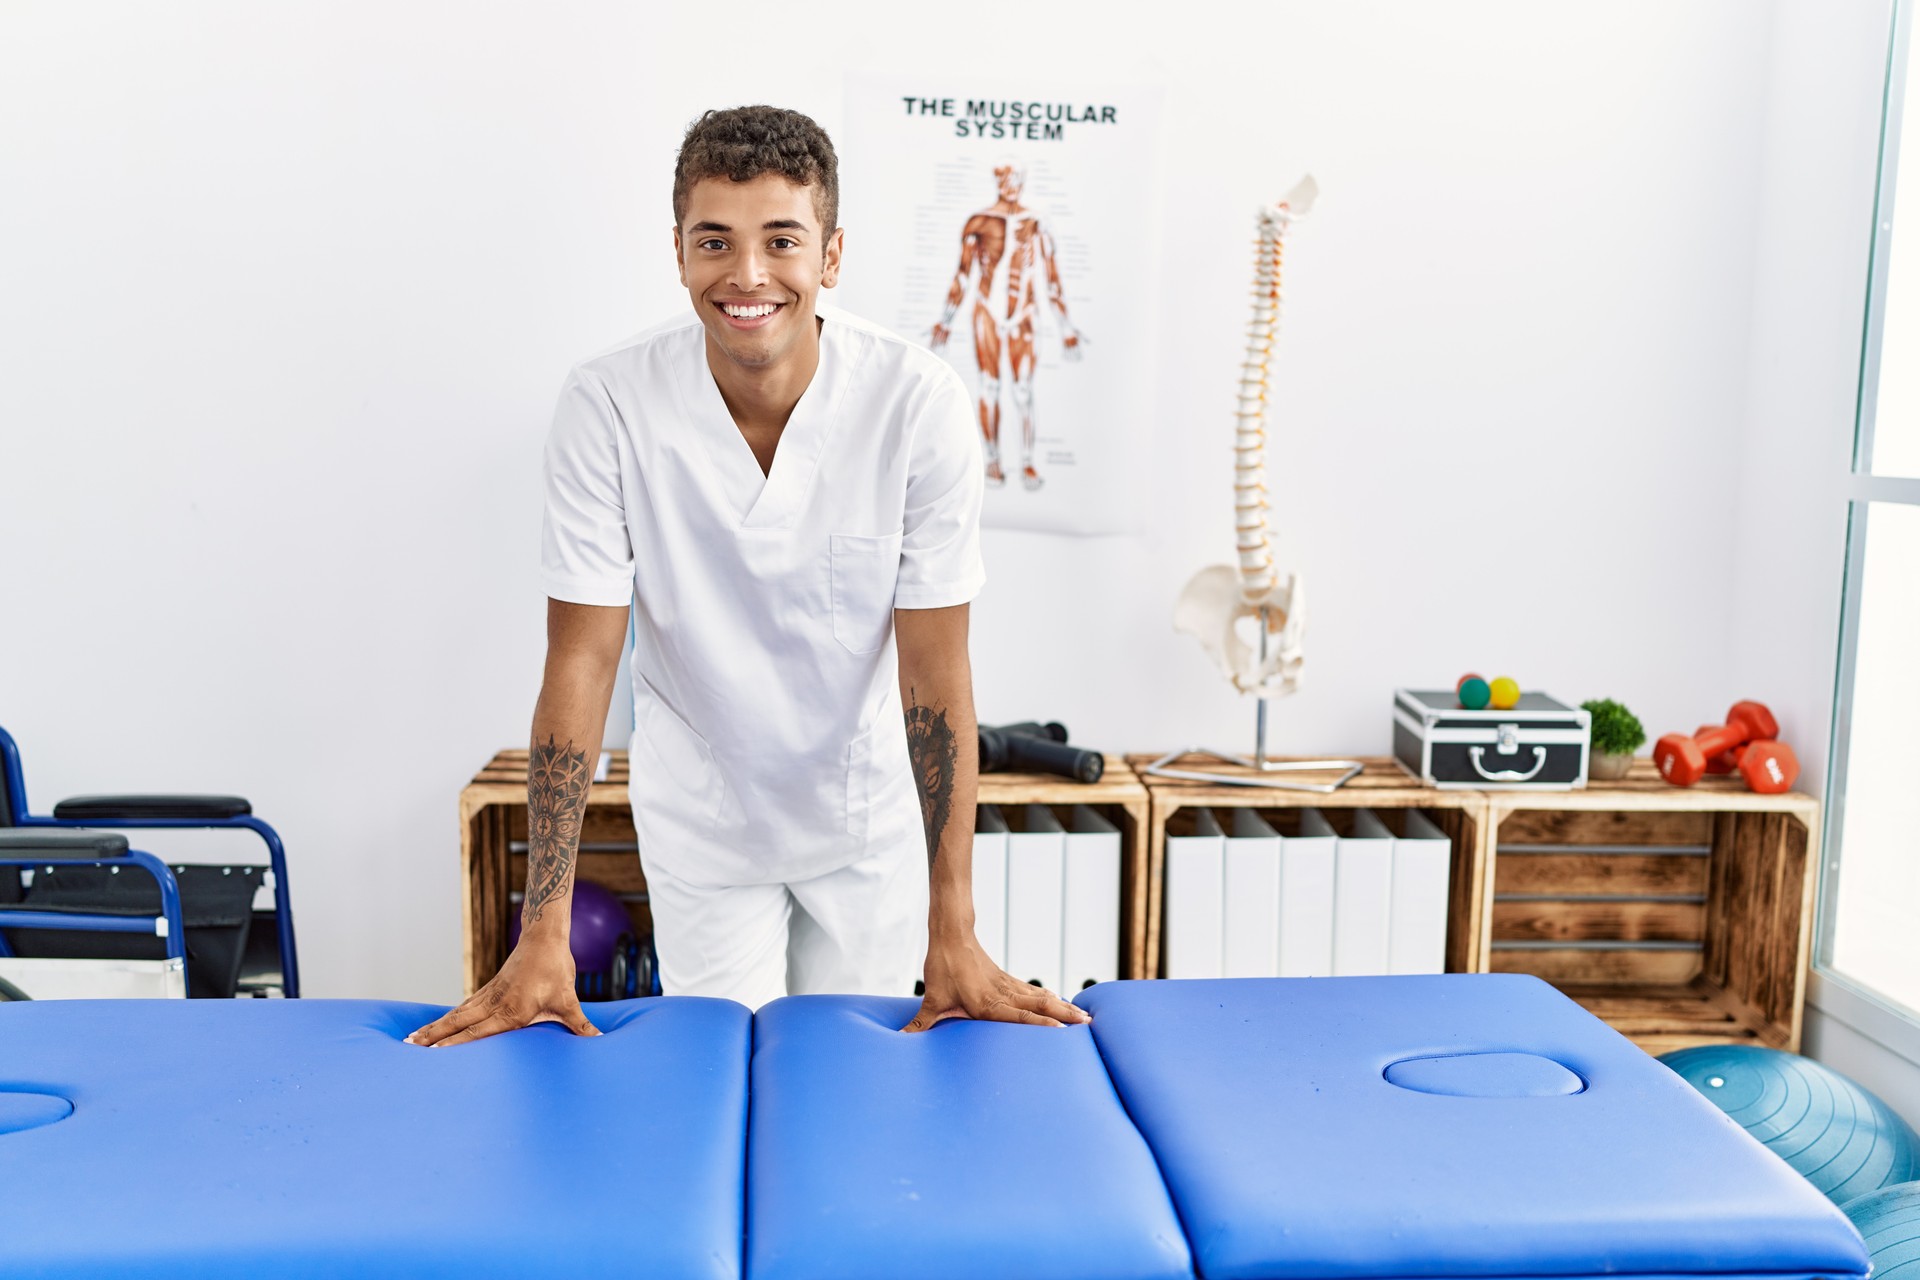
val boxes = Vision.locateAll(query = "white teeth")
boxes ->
[723,303,777,318]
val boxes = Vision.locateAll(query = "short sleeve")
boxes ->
[539,368,636,607]
[893,368,987,610]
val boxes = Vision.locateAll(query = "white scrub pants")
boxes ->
[641,844,929,1009]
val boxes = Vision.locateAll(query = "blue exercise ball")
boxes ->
[1660,1044,1920,1205]
[1841,1180,1920,1277]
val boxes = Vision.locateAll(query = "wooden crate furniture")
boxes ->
[1482,760,1820,1054]
[1131,754,1821,1055]
[1127,755,1490,980]
[459,751,1150,996]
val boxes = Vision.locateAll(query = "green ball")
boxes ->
[1458,677,1491,710]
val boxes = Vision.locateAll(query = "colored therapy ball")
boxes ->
[506,879,631,974]
[1661,1044,1920,1205]
[1489,676,1521,710]
[1458,677,1492,711]
[1842,1180,1920,1278]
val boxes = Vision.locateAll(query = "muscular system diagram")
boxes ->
[930,162,1083,491]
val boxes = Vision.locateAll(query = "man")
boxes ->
[410,107,1086,1046]
[930,160,1082,492]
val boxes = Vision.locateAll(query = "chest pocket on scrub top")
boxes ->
[830,530,903,655]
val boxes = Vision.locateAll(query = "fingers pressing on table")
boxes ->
[405,947,602,1046]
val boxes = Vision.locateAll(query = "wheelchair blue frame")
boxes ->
[0,846,188,974]
[0,726,299,997]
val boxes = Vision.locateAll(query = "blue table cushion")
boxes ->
[0,998,750,1280]
[746,994,1192,1280]
[1079,975,1871,1280]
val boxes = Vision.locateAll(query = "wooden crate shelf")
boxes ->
[1126,755,1489,980]
[1485,762,1819,1053]
[1131,753,1821,1055]
[459,752,1149,996]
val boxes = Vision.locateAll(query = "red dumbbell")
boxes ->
[1738,740,1800,795]
[1696,726,1740,775]
[1654,702,1780,787]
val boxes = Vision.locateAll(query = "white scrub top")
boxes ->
[540,305,986,886]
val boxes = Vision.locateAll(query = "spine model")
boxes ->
[1174,175,1318,698]
[1235,200,1293,605]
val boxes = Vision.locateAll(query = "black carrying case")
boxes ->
[1392,688,1591,790]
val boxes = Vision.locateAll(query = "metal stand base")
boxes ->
[1144,605,1363,793]
[1141,746,1364,793]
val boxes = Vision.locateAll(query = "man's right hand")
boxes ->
[405,936,601,1047]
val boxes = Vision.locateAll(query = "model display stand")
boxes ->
[1131,754,1820,1054]
[1158,181,1361,794]
[458,752,1151,995]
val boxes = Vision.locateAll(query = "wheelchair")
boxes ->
[0,725,299,999]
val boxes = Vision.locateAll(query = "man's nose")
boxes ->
[729,245,770,290]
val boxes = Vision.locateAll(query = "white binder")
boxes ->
[1223,809,1282,978]
[1388,809,1453,975]
[1164,807,1225,979]
[1005,803,1066,995]
[972,804,1009,967]
[1333,808,1394,976]
[1279,808,1337,978]
[1061,805,1122,993]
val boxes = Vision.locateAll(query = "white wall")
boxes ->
[2,1,1781,1001]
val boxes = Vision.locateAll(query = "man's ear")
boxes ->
[821,227,845,290]
[672,226,687,288]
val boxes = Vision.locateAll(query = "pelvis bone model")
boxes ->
[1174,176,1318,699]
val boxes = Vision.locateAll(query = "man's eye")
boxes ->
[700,239,727,251]
[771,237,798,250]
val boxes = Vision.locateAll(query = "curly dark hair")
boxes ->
[673,105,839,238]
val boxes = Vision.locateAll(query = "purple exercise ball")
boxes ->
[507,879,629,973]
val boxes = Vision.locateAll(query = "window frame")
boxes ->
[1815,0,1920,1036]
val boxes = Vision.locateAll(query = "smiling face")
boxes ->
[675,173,844,375]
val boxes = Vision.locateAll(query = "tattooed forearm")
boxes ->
[903,686,958,869]
[524,735,592,927]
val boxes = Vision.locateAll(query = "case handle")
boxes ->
[1469,745,1547,782]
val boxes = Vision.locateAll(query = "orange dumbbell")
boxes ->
[1696,726,1740,775]
[1738,740,1800,795]
[1654,702,1780,788]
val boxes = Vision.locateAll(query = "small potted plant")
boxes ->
[1582,698,1646,781]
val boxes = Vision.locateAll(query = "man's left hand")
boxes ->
[903,933,1090,1032]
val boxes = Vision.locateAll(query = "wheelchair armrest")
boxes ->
[0,830,131,859]
[52,795,252,821]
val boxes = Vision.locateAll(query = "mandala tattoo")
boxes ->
[525,736,592,927]
[904,686,958,869]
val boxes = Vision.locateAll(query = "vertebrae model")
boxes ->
[1174,176,1319,698]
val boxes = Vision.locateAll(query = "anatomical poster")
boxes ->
[837,74,1164,535]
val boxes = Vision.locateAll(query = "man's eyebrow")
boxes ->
[687,219,810,233]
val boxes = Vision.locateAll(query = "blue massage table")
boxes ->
[0,975,1869,1279]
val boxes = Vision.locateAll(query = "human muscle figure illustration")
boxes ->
[931,162,1081,490]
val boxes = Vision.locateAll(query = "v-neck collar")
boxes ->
[677,309,857,530]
